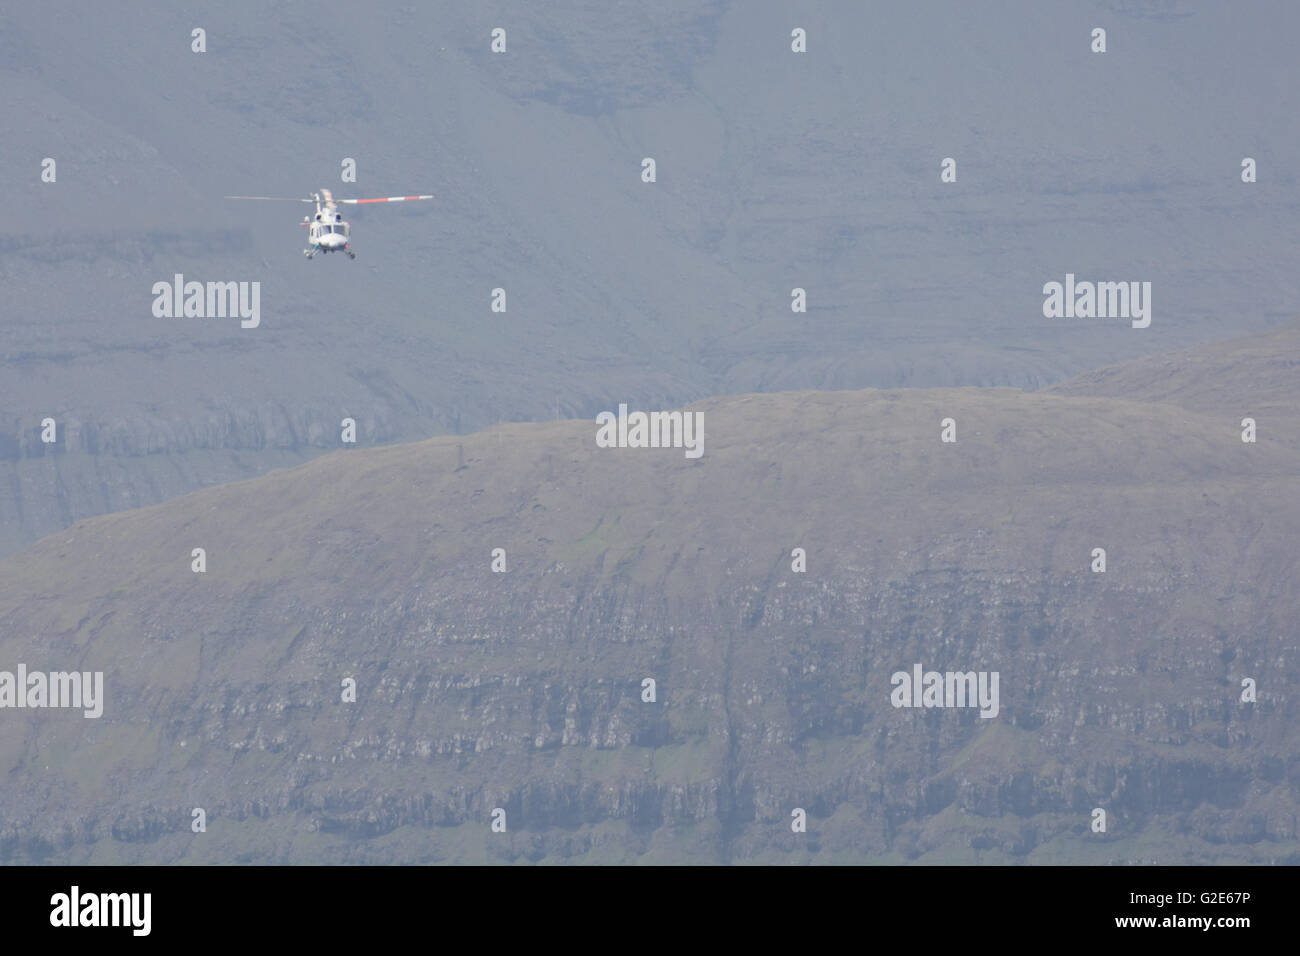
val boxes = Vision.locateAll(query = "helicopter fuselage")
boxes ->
[305,203,349,254]
[306,220,349,252]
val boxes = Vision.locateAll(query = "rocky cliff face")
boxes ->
[0,328,1295,863]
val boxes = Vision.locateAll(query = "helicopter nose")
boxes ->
[320,234,346,249]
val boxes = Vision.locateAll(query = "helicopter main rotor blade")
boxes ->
[336,195,434,204]
[224,196,316,202]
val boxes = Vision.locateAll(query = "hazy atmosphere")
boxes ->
[0,1,1296,865]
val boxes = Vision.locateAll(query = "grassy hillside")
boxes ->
[0,328,1295,862]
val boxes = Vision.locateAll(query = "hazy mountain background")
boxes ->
[3,0,1299,556]
[1,2,1297,865]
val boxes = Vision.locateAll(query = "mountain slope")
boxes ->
[0,332,1295,863]
[1047,316,1300,419]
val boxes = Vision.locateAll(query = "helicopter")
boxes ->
[225,188,433,259]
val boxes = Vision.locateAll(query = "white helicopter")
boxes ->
[225,188,433,259]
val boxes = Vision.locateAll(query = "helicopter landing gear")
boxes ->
[303,248,315,259]
[346,249,356,260]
